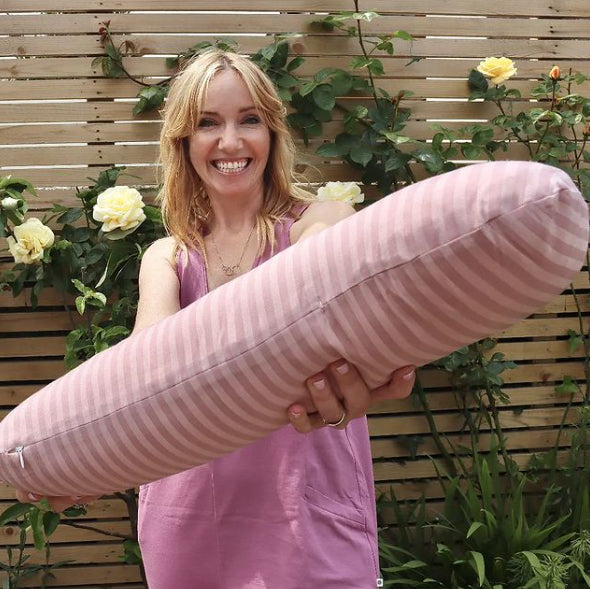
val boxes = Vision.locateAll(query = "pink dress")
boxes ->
[137,211,380,588]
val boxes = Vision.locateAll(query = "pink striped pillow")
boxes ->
[0,161,587,496]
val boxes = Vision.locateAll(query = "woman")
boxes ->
[19,50,414,588]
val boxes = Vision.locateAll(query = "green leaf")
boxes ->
[316,142,347,157]
[349,144,373,166]
[312,84,336,111]
[472,128,494,146]
[0,502,32,525]
[468,551,486,587]
[461,144,483,159]
[287,56,305,72]
[102,56,124,78]
[75,296,86,316]
[352,11,379,22]
[392,30,413,41]
[330,72,353,96]
[165,56,179,69]
[29,508,46,551]
[56,208,84,225]
[367,59,385,76]
[466,521,487,539]
[133,85,169,116]
[350,56,372,71]
[468,69,489,93]
[43,511,60,537]
[299,81,318,97]
[555,375,579,395]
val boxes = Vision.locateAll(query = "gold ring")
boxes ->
[322,410,346,428]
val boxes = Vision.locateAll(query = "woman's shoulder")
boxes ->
[289,200,355,243]
[141,236,178,268]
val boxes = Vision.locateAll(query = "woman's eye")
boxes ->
[243,115,261,125]
[197,118,216,128]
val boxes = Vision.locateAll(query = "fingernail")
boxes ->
[335,362,349,375]
[402,366,416,380]
[28,493,40,501]
[312,378,326,390]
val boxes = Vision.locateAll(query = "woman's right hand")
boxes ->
[15,489,100,513]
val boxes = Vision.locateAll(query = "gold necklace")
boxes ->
[210,223,257,277]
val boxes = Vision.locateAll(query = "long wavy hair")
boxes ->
[157,49,314,259]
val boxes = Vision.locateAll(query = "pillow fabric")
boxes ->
[0,161,587,496]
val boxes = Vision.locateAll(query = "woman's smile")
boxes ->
[212,158,251,174]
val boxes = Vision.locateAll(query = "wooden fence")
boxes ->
[1,1,589,586]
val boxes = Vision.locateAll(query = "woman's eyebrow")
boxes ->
[199,106,257,116]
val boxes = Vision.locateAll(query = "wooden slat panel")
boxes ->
[371,428,569,460]
[1,141,541,168]
[0,385,39,405]
[0,520,133,545]
[15,564,142,587]
[372,449,571,481]
[3,13,589,38]
[2,1,589,18]
[0,99,537,124]
[1,144,159,166]
[3,35,590,59]
[372,384,584,415]
[7,77,585,101]
[0,122,161,145]
[369,406,582,437]
[0,336,66,357]
[0,359,67,381]
[1,55,586,82]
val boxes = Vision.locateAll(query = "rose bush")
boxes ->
[7,218,55,265]
[93,185,146,237]
[476,56,517,85]
[316,181,365,205]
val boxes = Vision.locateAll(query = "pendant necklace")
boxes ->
[210,223,257,277]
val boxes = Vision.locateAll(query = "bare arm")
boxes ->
[290,200,356,244]
[133,236,181,333]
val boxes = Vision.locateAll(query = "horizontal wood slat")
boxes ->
[4,35,590,59]
[0,56,585,82]
[2,1,589,17]
[7,77,585,102]
[3,13,590,38]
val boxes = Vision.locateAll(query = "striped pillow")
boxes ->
[0,161,587,496]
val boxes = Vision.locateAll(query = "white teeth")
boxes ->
[214,160,248,173]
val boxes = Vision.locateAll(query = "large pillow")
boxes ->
[0,161,587,496]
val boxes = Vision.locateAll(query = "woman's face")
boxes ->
[188,69,271,204]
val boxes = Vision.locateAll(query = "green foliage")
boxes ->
[0,167,164,369]
[0,502,73,588]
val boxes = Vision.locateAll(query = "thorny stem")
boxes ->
[102,25,171,89]
[61,520,132,540]
[353,0,379,107]
[495,100,535,159]
[415,375,457,476]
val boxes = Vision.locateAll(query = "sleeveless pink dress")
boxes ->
[137,211,380,588]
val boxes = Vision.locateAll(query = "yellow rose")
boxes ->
[93,186,146,233]
[316,181,364,205]
[476,57,517,85]
[7,217,55,265]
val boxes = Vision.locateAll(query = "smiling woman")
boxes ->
[5,50,417,589]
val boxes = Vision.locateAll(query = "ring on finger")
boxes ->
[322,410,347,428]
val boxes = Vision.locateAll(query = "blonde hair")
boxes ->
[157,49,313,258]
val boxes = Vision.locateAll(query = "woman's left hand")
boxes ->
[287,361,415,433]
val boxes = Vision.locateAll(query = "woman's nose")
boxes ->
[218,124,242,151]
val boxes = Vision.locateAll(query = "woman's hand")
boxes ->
[15,489,100,513]
[287,361,415,433]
